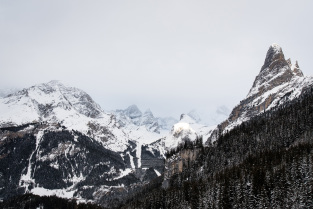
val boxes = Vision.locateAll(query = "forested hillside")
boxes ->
[0,193,103,209]
[120,86,313,208]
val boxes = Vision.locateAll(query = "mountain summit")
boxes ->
[247,44,303,98]
[207,44,312,143]
[0,80,103,127]
[261,43,286,71]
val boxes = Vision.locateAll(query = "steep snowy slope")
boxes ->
[0,80,130,152]
[207,44,313,144]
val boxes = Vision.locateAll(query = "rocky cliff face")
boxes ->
[163,148,202,188]
[206,44,313,144]
[247,44,297,99]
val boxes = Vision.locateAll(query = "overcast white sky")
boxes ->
[1,0,313,120]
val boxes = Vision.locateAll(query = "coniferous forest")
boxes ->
[118,87,313,208]
[0,193,103,209]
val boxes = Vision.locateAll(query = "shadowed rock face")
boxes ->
[249,44,296,98]
[261,44,287,72]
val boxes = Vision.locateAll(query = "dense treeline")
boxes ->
[165,136,204,158]
[123,142,313,208]
[0,193,103,209]
[121,87,313,208]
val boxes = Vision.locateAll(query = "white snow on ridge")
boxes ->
[165,114,216,150]
[31,187,76,199]
[1,80,220,155]
[0,96,39,126]
[0,81,131,153]
[154,169,161,176]
[113,168,132,180]
[271,43,282,54]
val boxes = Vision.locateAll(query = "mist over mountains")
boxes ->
[1,44,313,208]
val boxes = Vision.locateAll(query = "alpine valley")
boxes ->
[1,44,313,208]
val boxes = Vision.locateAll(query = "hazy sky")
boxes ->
[1,0,313,120]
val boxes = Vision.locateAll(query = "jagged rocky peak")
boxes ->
[261,43,286,72]
[141,109,160,133]
[141,109,155,124]
[29,80,65,95]
[39,80,103,118]
[292,60,304,77]
[247,44,303,98]
[286,58,303,77]
[206,43,312,144]
[124,104,142,119]
[0,80,104,127]
[114,105,163,133]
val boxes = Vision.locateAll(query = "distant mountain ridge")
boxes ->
[114,104,178,134]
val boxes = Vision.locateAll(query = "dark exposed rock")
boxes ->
[0,124,128,201]
[141,140,165,172]
[260,44,287,72]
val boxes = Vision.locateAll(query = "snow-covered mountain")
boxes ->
[0,80,221,204]
[207,44,313,144]
[0,80,130,152]
[114,105,177,133]
[115,105,160,133]
[160,107,229,151]
[0,81,166,205]
[113,105,177,145]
